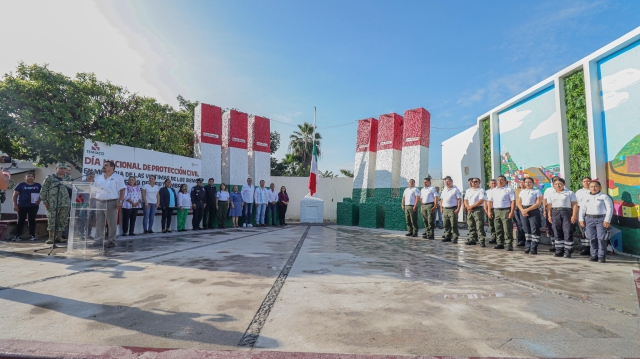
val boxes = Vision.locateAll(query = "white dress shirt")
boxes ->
[578,192,613,222]
[546,189,577,208]
[489,186,515,209]
[575,188,590,206]
[440,186,462,208]
[267,189,279,203]
[177,192,192,208]
[402,187,420,206]
[519,189,541,206]
[241,185,255,203]
[420,186,438,204]
[94,173,126,200]
[254,187,269,204]
[464,188,486,207]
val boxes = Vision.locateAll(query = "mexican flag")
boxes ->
[308,140,317,196]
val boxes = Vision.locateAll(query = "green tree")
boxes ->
[0,63,197,169]
[288,122,321,169]
[319,170,336,178]
[340,169,354,178]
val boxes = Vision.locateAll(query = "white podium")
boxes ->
[300,194,324,224]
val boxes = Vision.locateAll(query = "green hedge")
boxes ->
[481,118,491,189]
[564,71,590,191]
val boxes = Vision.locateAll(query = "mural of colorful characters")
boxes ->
[599,39,640,255]
[498,86,562,190]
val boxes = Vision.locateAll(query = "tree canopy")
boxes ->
[0,63,196,169]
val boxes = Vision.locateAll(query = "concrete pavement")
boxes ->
[0,225,638,358]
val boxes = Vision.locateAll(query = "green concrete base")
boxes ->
[359,203,384,228]
[383,202,406,231]
[337,202,359,226]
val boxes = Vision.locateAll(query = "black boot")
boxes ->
[579,246,590,255]
[589,256,598,261]
[530,241,538,255]
[549,246,556,252]
[516,241,526,247]
[524,240,531,254]
[506,244,513,251]
[494,244,505,249]
[564,249,572,258]
[598,256,606,263]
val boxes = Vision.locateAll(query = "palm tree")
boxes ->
[288,122,321,169]
[319,170,336,178]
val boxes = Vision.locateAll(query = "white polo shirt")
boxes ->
[403,187,420,206]
[546,188,577,208]
[94,172,126,200]
[464,188,486,206]
[490,186,515,209]
[575,188,590,206]
[440,186,462,208]
[420,186,438,204]
[578,192,613,222]
[519,189,541,206]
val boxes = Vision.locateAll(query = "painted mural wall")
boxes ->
[599,39,640,254]
[498,86,561,190]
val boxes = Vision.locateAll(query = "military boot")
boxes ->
[524,240,532,254]
[55,232,67,243]
[579,246,590,256]
[530,241,538,255]
[45,231,55,245]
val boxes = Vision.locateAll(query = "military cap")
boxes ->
[56,162,69,169]
[196,178,203,182]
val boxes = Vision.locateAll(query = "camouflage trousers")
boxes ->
[47,207,69,231]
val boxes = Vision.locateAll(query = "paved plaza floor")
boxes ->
[0,225,638,358]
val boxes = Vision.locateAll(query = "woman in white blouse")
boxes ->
[579,180,613,263]
[177,184,191,232]
[122,176,142,236]
[516,177,543,254]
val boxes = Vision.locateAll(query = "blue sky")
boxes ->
[2,0,640,177]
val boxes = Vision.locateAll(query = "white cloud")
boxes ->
[600,68,640,111]
[499,108,531,134]
[530,111,560,139]
[0,0,179,105]
[271,112,303,123]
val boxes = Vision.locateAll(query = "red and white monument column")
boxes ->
[193,103,222,182]
[222,109,249,187]
[352,118,378,203]
[400,107,431,187]
[374,113,404,199]
[248,115,271,184]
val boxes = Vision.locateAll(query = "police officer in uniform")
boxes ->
[546,177,578,258]
[203,178,217,229]
[485,179,498,244]
[401,179,420,237]
[40,163,72,244]
[579,180,613,263]
[513,180,527,246]
[440,176,462,243]
[575,176,592,255]
[487,175,516,250]
[190,178,206,230]
[517,177,543,254]
[464,177,487,246]
[420,177,438,239]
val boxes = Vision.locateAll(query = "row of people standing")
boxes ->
[401,174,613,263]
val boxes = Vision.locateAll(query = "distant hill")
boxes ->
[614,133,640,161]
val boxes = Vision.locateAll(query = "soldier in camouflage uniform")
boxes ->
[40,163,72,244]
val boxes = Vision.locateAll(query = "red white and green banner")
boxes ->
[308,140,318,196]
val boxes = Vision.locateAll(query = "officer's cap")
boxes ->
[56,162,69,169]
[196,178,203,182]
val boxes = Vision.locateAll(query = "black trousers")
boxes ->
[552,208,574,252]
[278,203,287,225]
[161,207,174,230]
[519,207,541,237]
[513,208,526,243]
[17,206,39,237]
[192,202,205,229]
[204,202,217,229]
[121,208,139,235]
